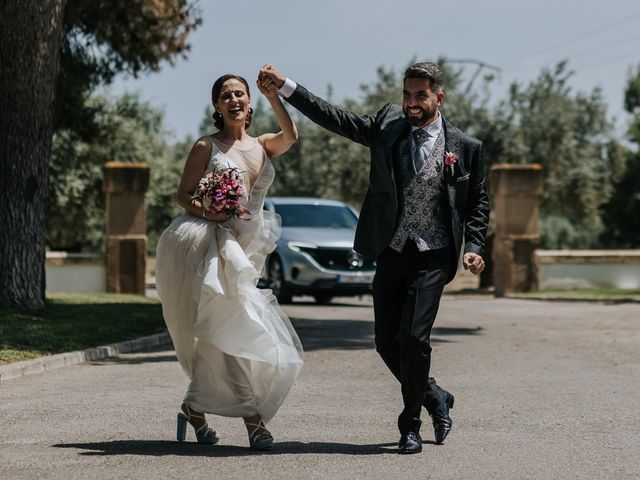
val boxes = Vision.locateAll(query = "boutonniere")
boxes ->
[444,152,458,176]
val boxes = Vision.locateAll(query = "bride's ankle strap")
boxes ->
[182,403,206,421]
[244,420,267,437]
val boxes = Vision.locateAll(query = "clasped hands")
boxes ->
[256,64,285,97]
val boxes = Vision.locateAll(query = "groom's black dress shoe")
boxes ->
[398,432,422,454]
[431,392,454,445]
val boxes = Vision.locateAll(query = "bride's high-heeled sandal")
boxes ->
[176,404,220,445]
[245,419,273,450]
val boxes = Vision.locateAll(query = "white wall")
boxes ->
[45,264,106,293]
[45,253,106,293]
[537,250,640,289]
[540,264,640,289]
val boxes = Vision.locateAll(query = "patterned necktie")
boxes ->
[412,128,430,175]
[395,128,432,194]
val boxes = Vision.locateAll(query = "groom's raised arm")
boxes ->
[260,65,377,147]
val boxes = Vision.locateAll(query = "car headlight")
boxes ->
[287,242,318,254]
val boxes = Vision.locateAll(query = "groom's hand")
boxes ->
[259,64,286,90]
[463,252,485,275]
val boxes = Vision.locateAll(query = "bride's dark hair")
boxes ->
[211,74,253,131]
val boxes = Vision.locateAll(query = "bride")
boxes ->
[155,72,303,450]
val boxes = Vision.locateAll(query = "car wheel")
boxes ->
[313,294,333,305]
[268,255,293,304]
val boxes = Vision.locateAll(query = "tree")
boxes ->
[0,0,68,310]
[0,0,201,310]
[55,0,201,139]
[485,62,624,248]
[48,93,184,254]
[600,64,640,247]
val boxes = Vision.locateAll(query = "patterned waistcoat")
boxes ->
[389,127,451,252]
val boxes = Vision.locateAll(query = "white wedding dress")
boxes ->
[155,137,303,423]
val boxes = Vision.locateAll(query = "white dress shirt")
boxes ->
[278,77,298,98]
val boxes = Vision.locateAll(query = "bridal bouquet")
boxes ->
[193,167,250,218]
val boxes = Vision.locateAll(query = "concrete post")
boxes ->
[103,162,150,295]
[490,164,544,296]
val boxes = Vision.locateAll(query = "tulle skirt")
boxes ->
[155,211,303,422]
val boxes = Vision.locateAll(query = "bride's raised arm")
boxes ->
[255,75,298,158]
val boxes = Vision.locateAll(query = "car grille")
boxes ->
[310,279,372,291]
[302,247,375,271]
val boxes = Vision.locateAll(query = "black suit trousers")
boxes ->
[372,242,450,435]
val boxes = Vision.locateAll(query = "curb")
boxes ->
[503,294,640,304]
[0,331,173,383]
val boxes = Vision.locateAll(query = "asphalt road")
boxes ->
[1,296,639,479]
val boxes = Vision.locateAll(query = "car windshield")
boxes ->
[274,204,358,229]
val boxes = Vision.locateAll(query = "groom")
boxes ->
[260,62,490,454]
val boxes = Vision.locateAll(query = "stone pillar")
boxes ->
[490,164,544,296]
[103,162,150,295]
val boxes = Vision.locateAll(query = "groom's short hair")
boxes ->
[404,62,444,93]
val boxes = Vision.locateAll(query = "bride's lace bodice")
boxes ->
[202,136,278,258]
[206,137,274,214]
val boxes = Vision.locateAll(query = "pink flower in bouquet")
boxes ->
[193,168,250,219]
[444,152,458,176]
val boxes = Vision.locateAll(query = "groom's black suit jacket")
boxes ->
[285,84,490,284]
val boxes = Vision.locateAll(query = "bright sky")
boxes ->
[111,0,640,140]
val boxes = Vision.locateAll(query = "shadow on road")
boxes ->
[90,351,178,365]
[90,323,486,359]
[443,288,494,297]
[88,321,484,366]
[291,319,373,351]
[287,300,372,308]
[291,318,483,351]
[54,440,403,456]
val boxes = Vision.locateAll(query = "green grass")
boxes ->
[515,288,640,301]
[0,293,166,365]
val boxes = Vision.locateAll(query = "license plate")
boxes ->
[336,273,373,284]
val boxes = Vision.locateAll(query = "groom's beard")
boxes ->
[403,106,436,127]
